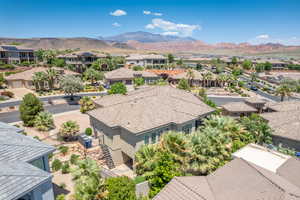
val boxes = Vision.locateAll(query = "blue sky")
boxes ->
[1,0,300,44]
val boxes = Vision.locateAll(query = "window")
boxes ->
[30,157,45,171]
[151,132,156,144]
[144,134,150,144]
[182,124,193,134]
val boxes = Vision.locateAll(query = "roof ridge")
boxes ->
[0,142,53,149]
[175,176,211,200]
[243,158,300,198]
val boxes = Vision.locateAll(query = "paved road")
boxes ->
[0,103,80,123]
[0,92,106,108]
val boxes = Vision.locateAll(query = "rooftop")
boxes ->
[266,100,300,112]
[0,123,55,162]
[6,67,79,81]
[222,102,257,113]
[154,156,300,200]
[57,51,107,58]
[146,69,185,76]
[104,67,158,80]
[88,86,214,134]
[233,143,290,172]
[0,161,52,200]
[0,45,34,52]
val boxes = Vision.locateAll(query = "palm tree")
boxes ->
[135,145,158,175]
[46,68,58,90]
[32,71,48,91]
[275,84,292,101]
[250,72,257,84]
[79,96,96,113]
[186,69,195,87]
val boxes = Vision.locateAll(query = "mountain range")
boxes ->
[100,31,196,43]
[0,31,300,56]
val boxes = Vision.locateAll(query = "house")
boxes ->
[222,97,268,117]
[57,51,107,72]
[88,86,215,168]
[125,54,167,67]
[169,69,219,87]
[0,45,35,64]
[6,67,78,89]
[0,122,55,200]
[154,144,300,200]
[261,101,300,151]
[104,67,159,86]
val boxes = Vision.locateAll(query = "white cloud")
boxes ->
[110,9,127,16]
[256,34,269,39]
[145,24,155,29]
[161,32,179,36]
[143,10,151,15]
[112,22,121,27]
[153,12,163,16]
[145,18,201,37]
[143,10,163,16]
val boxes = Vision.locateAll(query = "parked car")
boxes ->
[250,86,258,91]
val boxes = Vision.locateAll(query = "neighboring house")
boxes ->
[5,67,78,89]
[261,101,300,151]
[125,54,167,67]
[169,69,219,87]
[0,45,35,64]
[88,86,215,168]
[222,98,268,117]
[154,144,300,200]
[146,69,185,80]
[57,51,107,72]
[104,67,159,86]
[0,122,55,200]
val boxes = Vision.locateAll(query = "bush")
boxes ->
[0,64,15,70]
[56,194,66,200]
[34,111,54,131]
[33,136,40,141]
[108,82,127,95]
[85,127,93,136]
[59,120,80,141]
[79,96,95,113]
[59,146,69,156]
[177,79,190,91]
[132,65,144,71]
[19,93,44,127]
[1,91,14,98]
[98,85,104,91]
[105,176,137,200]
[59,183,67,189]
[70,154,80,165]
[48,153,54,160]
[52,159,62,171]
[61,162,70,174]
[134,77,145,86]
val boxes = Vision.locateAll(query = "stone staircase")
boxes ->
[100,144,115,169]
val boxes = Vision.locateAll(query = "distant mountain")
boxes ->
[101,31,196,43]
[0,37,130,50]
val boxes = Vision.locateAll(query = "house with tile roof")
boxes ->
[0,122,55,200]
[57,51,108,72]
[104,67,159,86]
[125,54,167,67]
[88,86,215,168]
[6,67,79,89]
[154,144,300,200]
[0,45,35,64]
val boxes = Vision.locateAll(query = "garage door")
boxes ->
[11,81,23,88]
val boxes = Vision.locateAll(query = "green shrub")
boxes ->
[34,111,54,131]
[108,82,127,95]
[85,127,93,136]
[48,153,54,160]
[59,146,69,156]
[59,120,79,141]
[52,159,62,171]
[61,162,70,174]
[70,154,80,165]
[33,136,40,141]
[19,93,44,127]
[56,194,66,200]
[105,176,137,200]
[59,182,66,189]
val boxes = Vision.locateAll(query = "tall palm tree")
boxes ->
[186,69,195,87]
[275,84,292,101]
[46,68,58,90]
[135,145,158,175]
[32,71,48,91]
